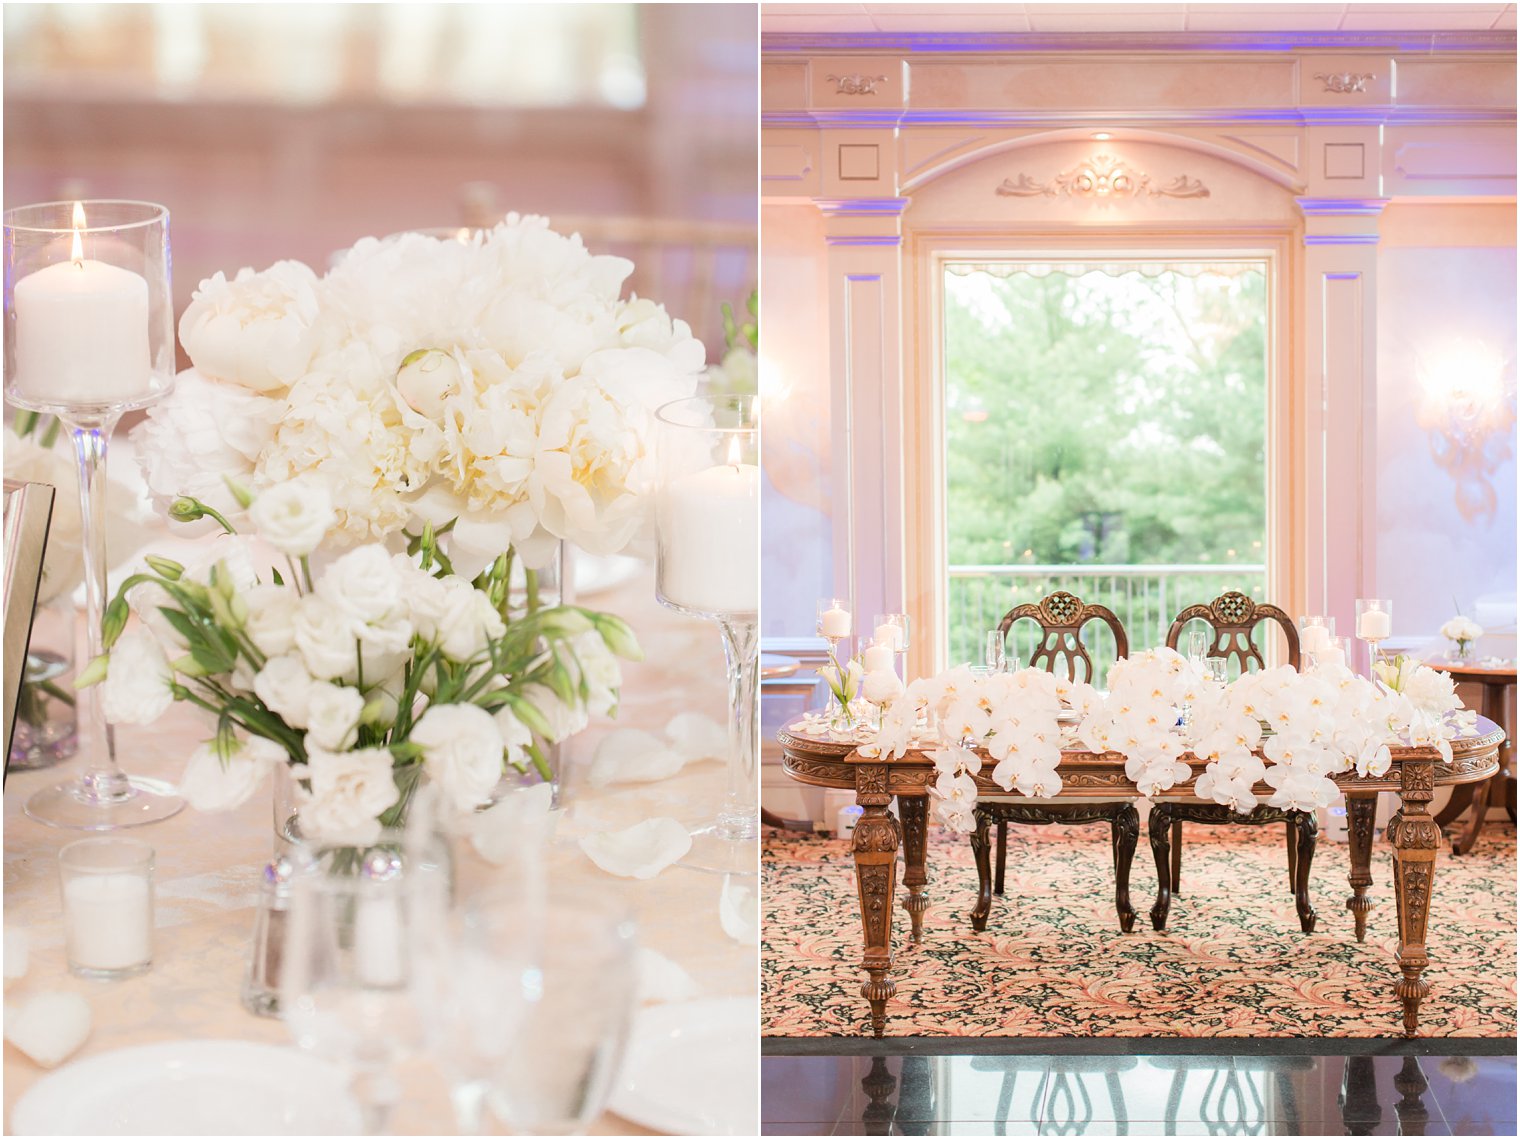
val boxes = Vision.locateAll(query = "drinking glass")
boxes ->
[5,200,182,829]
[985,630,1006,672]
[1186,628,1210,665]
[1205,657,1229,684]
[281,829,447,1134]
[477,887,639,1135]
[655,394,759,874]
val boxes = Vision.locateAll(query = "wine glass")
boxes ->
[480,886,639,1135]
[985,629,1007,672]
[281,829,447,1135]
[655,394,759,875]
[1186,628,1210,666]
[5,200,182,829]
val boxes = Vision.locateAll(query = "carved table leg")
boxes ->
[861,1056,898,1136]
[1112,804,1139,933]
[1393,1056,1430,1136]
[1338,1054,1381,1136]
[1451,775,1493,856]
[1292,809,1318,933]
[853,764,900,1038]
[1169,820,1183,897]
[994,821,1008,896]
[1388,758,1439,1037]
[1149,804,1174,932]
[898,794,929,945]
[969,808,994,932]
[1345,792,1378,943]
[1284,816,1299,894]
[1432,782,1474,829]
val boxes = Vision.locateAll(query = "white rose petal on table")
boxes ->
[588,712,728,788]
[578,817,693,879]
[4,992,91,1069]
[636,947,701,1006]
[4,927,29,987]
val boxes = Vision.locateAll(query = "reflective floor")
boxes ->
[761,1051,1519,1135]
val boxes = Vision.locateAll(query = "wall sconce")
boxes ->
[1415,341,1516,522]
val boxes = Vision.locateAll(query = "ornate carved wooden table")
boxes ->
[778,717,1503,1038]
[1427,660,1515,853]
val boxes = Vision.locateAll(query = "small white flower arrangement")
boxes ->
[79,485,640,845]
[1439,614,1484,659]
[866,652,1478,833]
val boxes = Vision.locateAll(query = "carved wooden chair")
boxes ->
[1149,590,1317,932]
[970,590,1140,933]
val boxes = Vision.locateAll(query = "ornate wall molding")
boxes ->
[826,73,888,96]
[995,154,1210,201]
[1316,72,1377,94]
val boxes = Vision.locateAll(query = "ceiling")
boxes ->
[760,4,1518,35]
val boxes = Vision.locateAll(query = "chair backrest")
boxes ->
[996,590,1129,684]
[1165,590,1301,673]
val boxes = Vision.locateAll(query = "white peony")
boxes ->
[411,704,503,813]
[253,654,319,728]
[178,260,324,393]
[101,628,176,726]
[1440,616,1483,644]
[297,747,400,845]
[862,668,906,706]
[178,735,283,811]
[249,480,336,556]
[305,683,365,752]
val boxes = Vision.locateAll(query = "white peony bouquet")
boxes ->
[78,483,640,844]
[133,216,708,578]
[1439,615,1484,657]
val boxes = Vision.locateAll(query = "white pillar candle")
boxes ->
[14,256,152,404]
[1314,646,1346,669]
[1357,610,1391,640]
[873,623,902,651]
[658,462,759,615]
[820,607,851,638]
[1300,624,1332,654]
[63,874,152,973]
[861,643,894,673]
[354,895,406,988]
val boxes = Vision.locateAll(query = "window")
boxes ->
[943,259,1269,675]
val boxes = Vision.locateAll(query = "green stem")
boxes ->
[300,555,314,594]
[39,417,62,448]
[196,503,238,536]
[525,567,540,614]
[526,740,553,782]
[38,679,77,707]
[378,763,424,829]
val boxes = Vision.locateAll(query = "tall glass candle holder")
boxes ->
[1298,615,1336,659]
[5,201,183,829]
[872,612,910,674]
[1355,599,1393,672]
[656,394,758,875]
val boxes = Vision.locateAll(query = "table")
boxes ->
[1427,659,1515,853]
[4,570,757,1134]
[778,718,1503,1039]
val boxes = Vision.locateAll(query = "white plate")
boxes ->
[11,1039,362,1135]
[610,996,759,1136]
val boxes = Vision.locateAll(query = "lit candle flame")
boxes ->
[726,434,743,467]
[455,227,470,244]
[71,201,85,265]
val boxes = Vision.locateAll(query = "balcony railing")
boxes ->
[949,562,1269,681]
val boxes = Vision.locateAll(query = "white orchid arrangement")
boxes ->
[858,649,1478,833]
[78,482,640,845]
[132,216,708,580]
[1439,615,1484,655]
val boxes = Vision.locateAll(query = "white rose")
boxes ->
[520,683,587,743]
[130,369,282,526]
[395,348,466,419]
[244,585,302,658]
[315,546,409,628]
[101,628,176,726]
[411,704,503,814]
[305,684,365,752]
[292,596,360,682]
[249,480,336,557]
[253,654,319,728]
[297,747,400,846]
[178,261,324,393]
[178,736,283,811]
[433,580,506,662]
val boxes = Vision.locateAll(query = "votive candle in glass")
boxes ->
[59,838,154,978]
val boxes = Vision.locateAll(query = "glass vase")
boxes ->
[9,592,78,771]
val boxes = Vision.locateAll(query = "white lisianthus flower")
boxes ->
[519,682,587,743]
[178,736,283,812]
[305,684,366,752]
[494,705,535,768]
[572,630,623,716]
[297,747,400,846]
[315,545,409,629]
[411,704,504,813]
[243,584,302,658]
[432,580,506,662]
[101,628,176,726]
[292,596,361,682]
[249,480,336,556]
[179,261,324,393]
[253,654,320,729]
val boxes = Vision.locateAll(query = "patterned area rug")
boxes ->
[761,821,1517,1038]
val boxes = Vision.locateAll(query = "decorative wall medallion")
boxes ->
[826,73,887,96]
[1315,72,1376,94]
[995,154,1210,201]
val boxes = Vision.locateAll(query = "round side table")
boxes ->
[1429,658,1515,854]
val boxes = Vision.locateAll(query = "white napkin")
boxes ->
[5,991,91,1068]
[636,947,700,1005]
[4,927,28,988]
[578,818,692,879]
[587,713,728,788]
